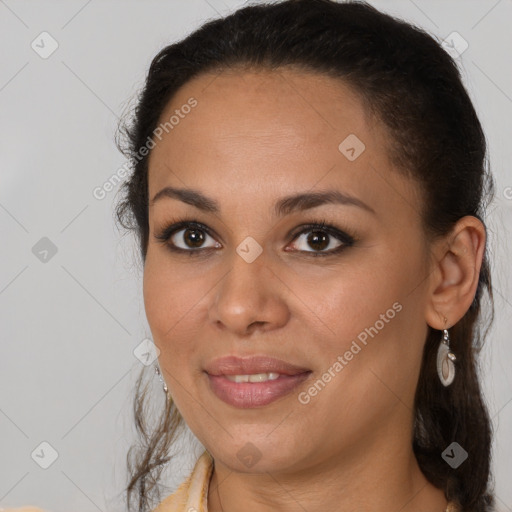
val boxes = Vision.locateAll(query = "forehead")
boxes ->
[151,66,373,159]
[146,66,416,218]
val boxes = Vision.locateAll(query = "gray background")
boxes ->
[1,1,511,511]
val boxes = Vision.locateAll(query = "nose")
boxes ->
[208,245,290,336]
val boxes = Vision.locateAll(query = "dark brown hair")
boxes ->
[115,1,496,511]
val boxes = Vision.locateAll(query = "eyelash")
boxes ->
[154,217,357,258]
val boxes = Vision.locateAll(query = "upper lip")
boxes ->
[204,355,311,376]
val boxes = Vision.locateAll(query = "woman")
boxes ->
[5,0,494,511]
[116,1,495,511]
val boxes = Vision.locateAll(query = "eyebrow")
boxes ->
[150,186,376,216]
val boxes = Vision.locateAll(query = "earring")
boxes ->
[436,327,456,387]
[154,363,169,395]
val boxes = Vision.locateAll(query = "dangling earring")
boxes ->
[154,363,169,395]
[436,322,456,387]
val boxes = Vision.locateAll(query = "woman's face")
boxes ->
[144,67,434,473]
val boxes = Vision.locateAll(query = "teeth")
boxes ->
[225,372,281,383]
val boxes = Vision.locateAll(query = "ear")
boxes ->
[424,216,486,330]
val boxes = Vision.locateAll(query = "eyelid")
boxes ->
[154,220,220,249]
[154,217,357,256]
[287,220,355,246]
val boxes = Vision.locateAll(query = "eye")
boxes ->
[172,226,219,250]
[291,230,342,253]
[154,220,221,254]
[154,218,356,257]
[286,220,355,257]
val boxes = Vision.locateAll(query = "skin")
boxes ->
[143,67,486,512]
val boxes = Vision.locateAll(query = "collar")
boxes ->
[153,450,459,512]
[153,450,213,512]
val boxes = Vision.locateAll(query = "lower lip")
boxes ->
[206,372,312,408]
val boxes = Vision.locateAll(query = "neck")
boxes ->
[207,433,448,512]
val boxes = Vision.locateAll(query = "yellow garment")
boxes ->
[0,509,48,512]
[154,450,214,512]
[0,452,460,512]
[153,449,461,512]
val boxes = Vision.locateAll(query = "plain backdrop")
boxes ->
[1,1,511,511]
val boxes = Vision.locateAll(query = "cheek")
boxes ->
[321,252,425,397]
[142,255,205,403]
[143,260,172,338]
[300,251,417,383]
[143,252,206,351]
[297,263,395,340]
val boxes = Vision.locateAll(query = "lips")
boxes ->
[204,355,311,377]
[204,355,313,408]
